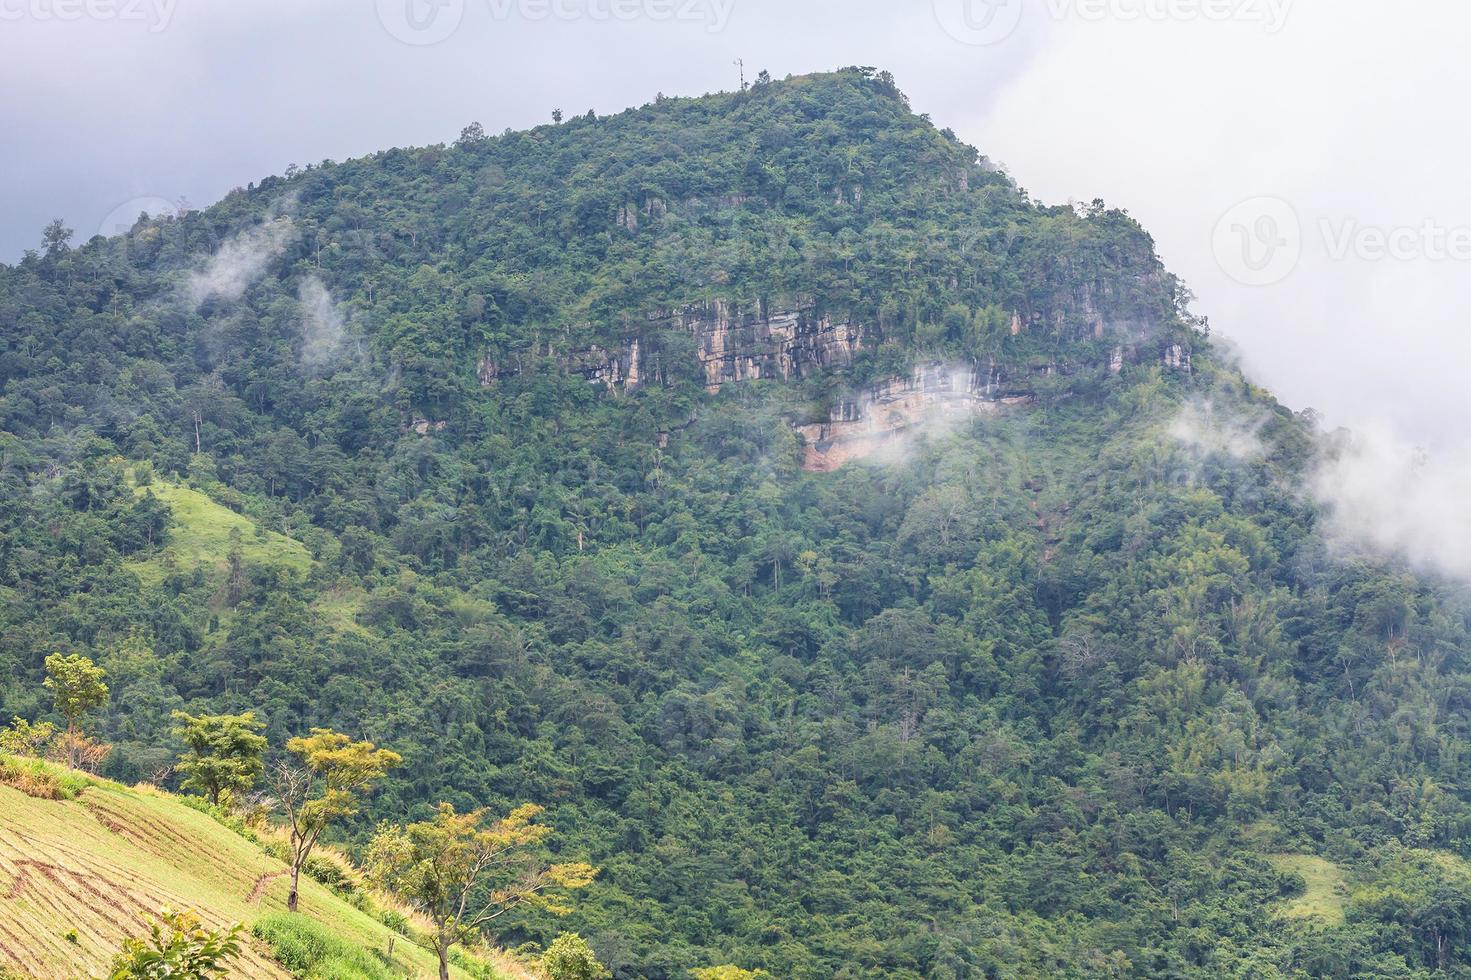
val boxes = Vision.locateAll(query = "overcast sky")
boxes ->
[2,0,1467,454]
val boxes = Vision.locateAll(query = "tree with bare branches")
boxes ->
[269,729,401,913]
[1057,630,1110,679]
[366,802,598,980]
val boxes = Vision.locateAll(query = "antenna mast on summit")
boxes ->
[734,58,746,92]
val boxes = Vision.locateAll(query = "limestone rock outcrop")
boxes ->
[475,297,1191,427]
[795,361,1032,472]
[488,302,865,393]
[665,301,863,391]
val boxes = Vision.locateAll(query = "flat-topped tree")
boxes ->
[270,728,401,913]
[367,802,598,980]
[171,710,268,806]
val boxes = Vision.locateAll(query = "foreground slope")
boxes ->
[2,69,1471,977]
[0,764,502,978]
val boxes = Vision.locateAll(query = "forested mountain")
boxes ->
[3,69,1471,978]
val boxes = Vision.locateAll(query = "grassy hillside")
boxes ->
[125,473,375,637]
[1268,854,1349,926]
[0,758,521,979]
[125,479,313,588]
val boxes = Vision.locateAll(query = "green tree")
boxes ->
[270,729,401,913]
[108,907,242,979]
[171,711,268,806]
[543,933,608,980]
[367,802,597,980]
[225,526,245,606]
[43,653,108,769]
[40,218,73,256]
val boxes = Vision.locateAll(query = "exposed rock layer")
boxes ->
[528,302,864,393]
[481,300,1186,395]
[470,303,1194,465]
[795,362,1030,472]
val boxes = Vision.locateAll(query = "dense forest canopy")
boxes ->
[3,68,1471,978]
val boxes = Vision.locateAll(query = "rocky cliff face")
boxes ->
[1006,275,1164,342]
[478,263,1179,399]
[472,298,1195,460]
[479,301,865,393]
[672,301,863,390]
[794,361,1030,471]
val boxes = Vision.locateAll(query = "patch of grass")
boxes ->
[1269,854,1348,926]
[1238,819,1283,850]
[253,914,395,980]
[125,481,312,587]
[0,754,95,799]
[1427,850,1471,879]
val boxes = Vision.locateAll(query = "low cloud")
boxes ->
[1168,399,1471,583]
[185,218,294,308]
[1311,425,1471,583]
[298,275,347,369]
[1168,398,1267,461]
[834,363,987,468]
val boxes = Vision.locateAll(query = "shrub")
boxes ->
[169,791,267,848]
[303,854,355,893]
[108,907,242,979]
[542,933,608,980]
[376,908,410,935]
[0,717,56,756]
[0,758,63,799]
[48,729,112,773]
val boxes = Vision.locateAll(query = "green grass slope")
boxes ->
[1269,854,1349,926]
[126,480,313,587]
[0,759,503,979]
